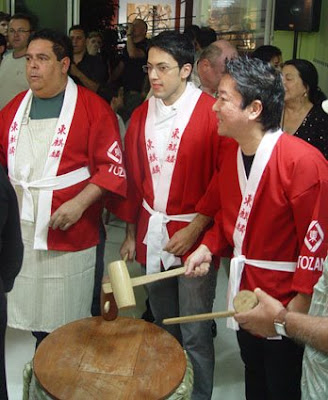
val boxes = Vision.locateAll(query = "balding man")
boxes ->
[197,40,237,96]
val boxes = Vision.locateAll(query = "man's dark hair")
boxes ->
[149,31,194,69]
[197,27,217,49]
[0,33,6,49]
[10,12,37,31]
[69,24,87,38]
[284,58,326,105]
[225,56,284,131]
[28,29,73,63]
[251,45,282,64]
[0,11,10,23]
[184,24,201,42]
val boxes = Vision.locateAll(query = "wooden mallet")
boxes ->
[102,259,188,320]
[162,290,258,325]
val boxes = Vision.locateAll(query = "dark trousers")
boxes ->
[91,222,106,316]
[0,290,8,400]
[237,328,303,400]
[32,331,49,350]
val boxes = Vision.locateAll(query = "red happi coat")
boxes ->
[0,85,127,251]
[199,134,328,306]
[114,93,228,266]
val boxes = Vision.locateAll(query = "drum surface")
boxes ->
[33,316,187,400]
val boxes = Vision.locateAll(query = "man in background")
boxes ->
[112,18,149,122]
[0,13,36,109]
[197,40,238,96]
[69,25,108,93]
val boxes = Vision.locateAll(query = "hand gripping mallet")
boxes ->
[162,290,258,325]
[101,259,188,320]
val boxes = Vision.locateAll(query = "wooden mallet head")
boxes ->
[107,259,136,310]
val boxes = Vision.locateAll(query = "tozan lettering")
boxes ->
[108,163,126,178]
[297,256,325,271]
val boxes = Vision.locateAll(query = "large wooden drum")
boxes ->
[29,317,193,399]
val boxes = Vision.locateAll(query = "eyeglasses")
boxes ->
[8,29,31,35]
[142,64,180,75]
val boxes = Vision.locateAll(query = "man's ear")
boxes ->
[248,99,263,121]
[180,63,192,80]
[61,56,71,74]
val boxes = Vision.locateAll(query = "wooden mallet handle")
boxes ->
[163,290,258,325]
[103,266,186,294]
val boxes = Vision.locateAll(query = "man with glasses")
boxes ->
[0,13,36,109]
[114,31,227,400]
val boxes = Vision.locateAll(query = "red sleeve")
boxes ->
[287,155,328,294]
[78,89,127,199]
[109,104,147,223]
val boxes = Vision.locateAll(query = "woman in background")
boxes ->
[282,59,328,159]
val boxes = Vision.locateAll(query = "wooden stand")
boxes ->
[33,317,187,399]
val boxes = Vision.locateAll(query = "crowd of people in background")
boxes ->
[0,9,328,400]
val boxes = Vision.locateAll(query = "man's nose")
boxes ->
[149,67,159,79]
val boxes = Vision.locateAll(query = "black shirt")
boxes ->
[71,53,108,86]
[122,38,149,92]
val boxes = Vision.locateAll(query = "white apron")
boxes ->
[7,116,95,333]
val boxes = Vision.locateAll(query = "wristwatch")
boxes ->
[274,308,289,337]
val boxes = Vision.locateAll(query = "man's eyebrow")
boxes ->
[25,52,50,58]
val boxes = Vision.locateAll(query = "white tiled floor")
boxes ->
[5,218,245,399]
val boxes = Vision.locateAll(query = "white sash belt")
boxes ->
[10,166,91,223]
[227,255,296,330]
[142,199,197,274]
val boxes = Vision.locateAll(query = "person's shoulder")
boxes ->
[309,103,328,121]
[278,133,328,171]
[130,98,149,120]
[198,91,216,106]
[76,85,114,115]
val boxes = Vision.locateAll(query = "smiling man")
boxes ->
[113,31,228,400]
[186,57,328,400]
[0,29,126,348]
[0,13,36,109]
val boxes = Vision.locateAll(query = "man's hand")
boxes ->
[164,225,199,256]
[164,213,212,257]
[184,244,212,277]
[49,198,84,231]
[234,288,285,337]
[120,223,136,261]
[49,183,104,231]
[120,236,136,261]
